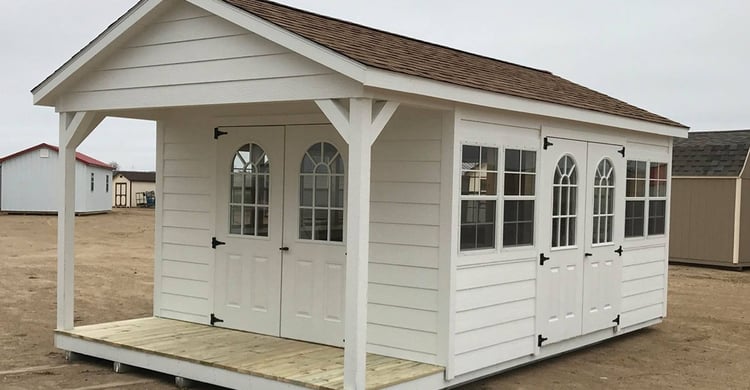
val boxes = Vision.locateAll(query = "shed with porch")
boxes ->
[670,130,750,269]
[33,0,688,389]
[0,143,112,214]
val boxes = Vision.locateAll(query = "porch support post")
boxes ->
[57,111,104,331]
[317,98,399,389]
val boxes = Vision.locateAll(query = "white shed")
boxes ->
[0,143,112,214]
[33,1,688,389]
[112,171,156,207]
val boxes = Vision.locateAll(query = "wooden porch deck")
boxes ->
[55,317,444,390]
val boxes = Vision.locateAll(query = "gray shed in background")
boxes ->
[670,130,750,269]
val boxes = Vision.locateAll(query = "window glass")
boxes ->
[460,145,498,251]
[503,149,536,247]
[626,160,668,237]
[552,155,577,248]
[592,159,615,244]
[105,175,109,193]
[90,173,94,192]
[299,142,344,242]
[229,143,270,237]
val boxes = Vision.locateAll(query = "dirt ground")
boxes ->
[0,209,748,389]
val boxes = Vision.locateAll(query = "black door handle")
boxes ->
[539,253,550,266]
[584,252,593,257]
[614,245,624,256]
[279,246,290,251]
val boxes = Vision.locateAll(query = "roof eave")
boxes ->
[364,68,689,138]
[31,0,167,108]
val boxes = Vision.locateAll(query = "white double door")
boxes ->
[537,138,625,346]
[213,125,347,347]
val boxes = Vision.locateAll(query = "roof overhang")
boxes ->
[32,0,688,139]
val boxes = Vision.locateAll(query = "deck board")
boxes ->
[57,317,443,390]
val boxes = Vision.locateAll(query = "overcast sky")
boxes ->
[2,0,748,170]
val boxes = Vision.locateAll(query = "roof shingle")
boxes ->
[223,0,686,128]
[672,130,750,177]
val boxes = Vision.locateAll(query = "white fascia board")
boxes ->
[364,68,689,138]
[32,0,166,107]
[185,0,366,83]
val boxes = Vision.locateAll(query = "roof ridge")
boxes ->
[249,0,554,76]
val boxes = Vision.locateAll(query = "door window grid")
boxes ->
[592,159,615,245]
[229,143,270,237]
[648,163,668,235]
[625,160,668,237]
[503,149,536,247]
[299,142,344,242]
[552,155,578,248]
[460,145,498,251]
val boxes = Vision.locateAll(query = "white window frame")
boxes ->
[502,147,537,248]
[459,143,499,252]
[625,159,669,239]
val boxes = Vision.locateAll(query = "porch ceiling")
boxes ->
[56,317,443,389]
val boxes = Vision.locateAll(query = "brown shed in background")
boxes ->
[670,130,750,269]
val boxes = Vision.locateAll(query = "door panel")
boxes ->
[281,124,347,347]
[115,183,127,207]
[537,138,588,344]
[582,143,625,334]
[214,126,284,335]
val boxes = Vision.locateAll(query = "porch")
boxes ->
[56,317,444,390]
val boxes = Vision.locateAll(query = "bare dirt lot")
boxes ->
[1,209,748,389]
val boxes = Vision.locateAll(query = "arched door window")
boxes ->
[552,155,577,248]
[229,143,270,236]
[299,142,344,242]
[593,159,615,244]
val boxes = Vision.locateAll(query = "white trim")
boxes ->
[153,121,165,316]
[671,176,739,180]
[738,146,750,178]
[438,111,456,379]
[663,139,673,317]
[33,0,167,106]
[365,68,687,138]
[733,178,742,264]
[185,0,366,82]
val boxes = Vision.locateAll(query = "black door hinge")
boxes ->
[614,245,623,256]
[618,146,625,157]
[212,237,226,249]
[540,253,550,266]
[214,128,228,139]
[613,314,621,326]
[538,334,548,347]
[543,137,554,150]
[210,313,224,326]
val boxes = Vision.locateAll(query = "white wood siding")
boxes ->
[157,119,215,323]
[60,1,361,112]
[453,260,536,376]
[0,147,110,213]
[620,245,666,328]
[367,107,444,364]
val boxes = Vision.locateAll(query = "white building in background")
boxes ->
[0,143,112,214]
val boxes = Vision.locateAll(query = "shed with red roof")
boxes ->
[0,143,112,214]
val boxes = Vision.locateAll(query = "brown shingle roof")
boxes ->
[672,130,750,177]
[115,171,156,182]
[223,0,685,128]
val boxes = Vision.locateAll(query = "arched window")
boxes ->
[552,155,577,248]
[229,143,270,236]
[593,159,615,244]
[299,142,344,242]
